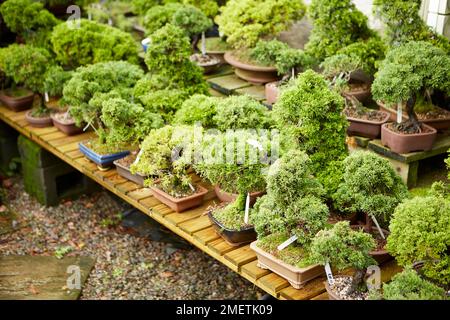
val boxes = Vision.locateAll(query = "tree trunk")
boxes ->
[364,213,373,233]
[406,94,420,131]
[350,269,366,294]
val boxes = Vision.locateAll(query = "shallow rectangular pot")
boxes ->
[381,123,437,154]
[151,184,208,213]
[79,142,129,168]
[346,111,390,139]
[114,160,147,187]
[250,241,324,289]
[208,211,257,246]
[0,89,34,112]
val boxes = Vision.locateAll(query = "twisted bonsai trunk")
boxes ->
[350,268,367,294]
[394,94,421,133]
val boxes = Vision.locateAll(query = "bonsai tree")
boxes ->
[386,195,450,287]
[305,0,381,62]
[373,0,450,54]
[51,19,139,68]
[0,0,59,49]
[321,54,363,95]
[43,66,73,99]
[334,151,409,230]
[171,5,212,47]
[310,221,377,297]
[251,150,329,266]
[173,94,220,128]
[215,0,306,50]
[143,2,184,36]
[132,0,160,16]
[377,268,446,300]
[372,41,450,134]
[272,70,348,195]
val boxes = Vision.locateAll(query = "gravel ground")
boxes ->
[0,176,263,300]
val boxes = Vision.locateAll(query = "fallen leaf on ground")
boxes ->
[160,271,174,278]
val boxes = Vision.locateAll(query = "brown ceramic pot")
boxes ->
[265,81,281,105]
[343,82,371,103]
[346,111,390,139]
[0,89,34,112]
[224,52,278,84]
[25,111,53,128]
[190,54,221,74]
[381,123,437,154]
[208,211,257,246]
[114,159,147,187]
[351,225,392,264]
[151,184,208,213]
[51,112,83,136]
[214,185,264,206]
[250,241,324,289]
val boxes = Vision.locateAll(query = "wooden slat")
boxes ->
[224,245,257,269]
[311,292,329,300]
[241,260,270,281]
[192,227,220,245]
[164,201,211,226]
[207,238,240,256]
[257,273,290,298]
[116,181,140,194]
[128,188,153,201]
[279,276,327,300]
[178,214,211,235]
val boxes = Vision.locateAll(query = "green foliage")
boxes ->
[251,149,328,245]
[216,0,306,49]
[173,94,219,128]
[139,89,188,123]
[214,95,272,131]
[0,0,59,49]
[63,61,144,130]
[321,54,362,93]
[381,268,446,300]
[143,3,183,35]
[251,40,313,76]
[373,0,450,54]
[310,221,376,271]
[171,5,212,38]
[272,70,348,195]
[447,151,450,180]
[372,41,450,106]
[54,246,73,259]
[305,0,378,61]
[43,66,73,98]
[183,0,219,18]
[386,196,450,286]
[85,1,134,32]
[51,19,139,68]
[0,44,51,94]
[132,0,161,15]
[334,151,409,220]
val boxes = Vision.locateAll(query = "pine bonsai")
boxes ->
[373,0,450,54]
[372,41,450,134]
[334,151,409,229]
[215,0,306,50]
[386,196,450,287]
[310,221,377,297]
[272,70,348,195]
[51,19,139,68]
[173,94,219,128]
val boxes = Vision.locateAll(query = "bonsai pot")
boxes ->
[198,37,228,64]
[346,111,390,139]
[190,54,221,74]
[224,52,278,84]
[265,81,281,105]
[25,111,53,128]
[343,81,371,103]
[208,211,257,246]
[151,184,208,213]
[381,123,437,154]
[351,225,392,264]
[114,158,147,187]
[250,241,324,289]
[0,88,34,112]
[214,185,264,206]
[79,141,130,169]
[51,112,83,136]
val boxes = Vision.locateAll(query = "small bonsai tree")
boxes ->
[310,221,377,296]
[215,0,306,50]
[378,268,446,300]
[372,41,450,134]
[305,0,379,61]
[386,196,450,287]
[373,0,450,54]
[0,0,59,49]
[173,94,219,128]
[51,19,139,68]
[171,5,212,47]
[272,70,348,195]
[321,54,363,95]
[43,66,73,99]
[143,2,184,36]
[132,0,160,16]
[334,151,409,230]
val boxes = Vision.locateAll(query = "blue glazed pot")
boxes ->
[79,142,129,168]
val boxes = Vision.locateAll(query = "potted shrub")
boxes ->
[173,94,220,129]
[216,0,306,83]
[309,221,377,300]
[63,61,144,168]
[372,41,450,154]
[250,40,313,105]
[50,19,139,68]
[0,44,53,127]
[142,3,184,36]
[131,125,208,213]
[333,151,409,263]
[386,195,450,289]
[272,70,348,195]
[250,149,328,288]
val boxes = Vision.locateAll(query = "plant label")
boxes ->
[277,235,298,251]
[44,92,49,102]
[370,214,386,240]
[108,18,113,26]
[189,183,195,192]
[325,262,335,286]
[88,12,92,20]
[133,149,144,166]
[201,32,206,56]
[244,193,250,224]
[397,103,403,123]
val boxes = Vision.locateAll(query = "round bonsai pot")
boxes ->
[51,112,83,136]
[198,37,227,64]
[265,81,281,105]
[224,52,279,84]
[190,54,221,74]
[208,211,256,246]
[381,123,437,154]
[25,111,53,128]
[0,88,34,112]
[151,183,208,213]
[346,111,390,139]
[214,185,264,206]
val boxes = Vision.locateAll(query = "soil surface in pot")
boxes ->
[328,276,369,300]
[417,106,450,121]
[190,53,220,66]
[210,202,253,231]
[52,111,76,124]
[204,37,230,52]
[2,87,32,98]
[156,182,199,199]
[115,151,139,168]
[347,82,370,93]
[229,50,273,68]
[344,106,387,122]
[84,140,128,156]
[387,122,434,135]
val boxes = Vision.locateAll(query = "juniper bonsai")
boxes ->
[143,3,184,35]
[43,66,73,99]
[171,5,212,40]
[372,41,450,134]
[387,196,450,287]
[173,94,219,128]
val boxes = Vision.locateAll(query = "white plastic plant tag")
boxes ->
[133,149,144,166]
[325,262,335,286]
[244,193,250,224]
[108,18,113,26]
[201,32,206,56]
[88,12,92,20]
[277,235,298,251]
[189,183,195,192]
[370,215,386,240]
[397,103,403,123]
[44,92,49,102]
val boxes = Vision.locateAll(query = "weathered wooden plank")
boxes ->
[256,273,290,298]
[192,226,221,245]
[207,238,240,256]
[241,260,271,281]
[224,245,257,269]
[115,181,140,194]
[139,196,161,210]
[178,214,211,235]
[103,174,128,187]
[311,292,329,300]
[40,131,67,141]
[279,276,327,300]
[57,141,81,153]
[128,188,153,201]
[164,201,211,226]
[66,149,85,160]
[75,157,98,173]
[208,74,252,95]
[204,65,234,79]
[49,132,94,147]
[235,85,266,101]
[28,126,58,137]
